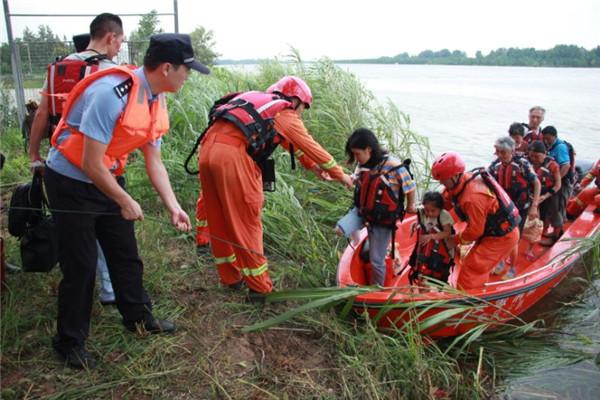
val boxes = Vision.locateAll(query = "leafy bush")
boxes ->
[0,83,18,133]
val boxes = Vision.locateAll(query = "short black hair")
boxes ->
[90,13,123,40]
[508,122,525,137]
[528,140,547,154]
[143,58,162,71]
[541,126,558,137]
[345,128,387,167]
[422,191,444,209]
[143,59,185,72]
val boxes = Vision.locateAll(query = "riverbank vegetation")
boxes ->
[1,57,598,399]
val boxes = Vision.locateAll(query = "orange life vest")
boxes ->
[50,66,169,176]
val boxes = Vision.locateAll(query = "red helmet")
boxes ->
[431,151,466,181]
[266,76,313,108]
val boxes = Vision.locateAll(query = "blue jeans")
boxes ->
[96,242,114,303]
[336,207,363,239]
[367,225,393,286]
[337,208,392,285]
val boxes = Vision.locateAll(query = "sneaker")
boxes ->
[125,319,176,334]
[492,260,505,275]
[52,337,97,370]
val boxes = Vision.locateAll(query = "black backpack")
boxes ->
[8,174,58,272]
[563,140,576,182]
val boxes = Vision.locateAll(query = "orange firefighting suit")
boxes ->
[195,193,209,246]
[447,173,520,290]
[198,109,345,293]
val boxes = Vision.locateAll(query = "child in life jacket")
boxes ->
[408,191,456,285]
[335,128,417,286]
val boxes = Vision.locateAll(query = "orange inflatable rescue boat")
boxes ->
[336,205,600,338]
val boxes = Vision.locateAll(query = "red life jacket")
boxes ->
[524,128,543,144]
[452,169,521,237]
[488,156,532,207]
[51,66,169,176]
[408,210,454,284]
[533,156,558,194]
[184,91,294,175]
[45,54,107,124]
[211,91,293,162]
[354,157,407,227]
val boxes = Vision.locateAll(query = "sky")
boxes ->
[2,0,599,60]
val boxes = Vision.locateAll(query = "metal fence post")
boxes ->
[173,0,179,33]
[3,0,26,127]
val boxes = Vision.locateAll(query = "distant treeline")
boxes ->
[337,45,600,68]
[217,59,266,65]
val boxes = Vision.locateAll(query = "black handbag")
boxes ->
[20,214,59,272]
[9,173,58,272]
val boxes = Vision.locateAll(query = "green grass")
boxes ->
[1,56,599,399]
[0,75,45,89]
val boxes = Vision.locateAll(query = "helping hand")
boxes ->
[528,206,539,220]
[30,159,45,176]
[170,208,191,232]
[340,173,353,189]
[120,196,144,221]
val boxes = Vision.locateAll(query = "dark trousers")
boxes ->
[557,177,573,228]
[44,168,153,349]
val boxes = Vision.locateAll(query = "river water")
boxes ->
[501,275,600,399]
[341,64,600,169]
[342,64,600,399]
